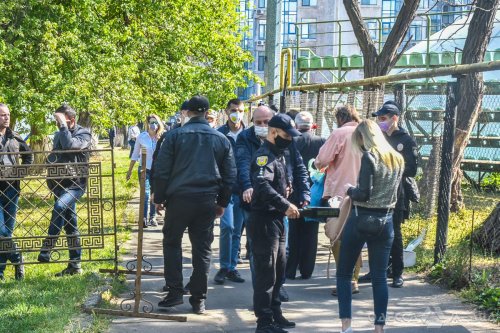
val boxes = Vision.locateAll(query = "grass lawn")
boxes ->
[402,187,499,322]
[0,147,138,333]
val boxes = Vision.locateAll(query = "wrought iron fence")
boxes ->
[0,149,118,268]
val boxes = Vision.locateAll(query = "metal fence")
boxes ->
[0,149,118,269]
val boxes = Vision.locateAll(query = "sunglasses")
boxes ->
[149,121,159,125]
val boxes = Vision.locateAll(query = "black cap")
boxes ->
[187,95,210,113]
[372,101,401,117]
[268,113,301,137]
[180,100,189,111]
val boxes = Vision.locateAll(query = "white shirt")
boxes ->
[227,127,243,142]
[128,125,140,140]
[131,132,157,169]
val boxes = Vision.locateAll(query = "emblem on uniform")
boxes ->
[256,156,268,166]
[397,143,404,152]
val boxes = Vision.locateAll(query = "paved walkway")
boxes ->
[107,205,498,333]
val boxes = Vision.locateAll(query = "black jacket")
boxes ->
[235,126,262,192]
[48,124,92,191]
[250,140,310,214]
[153,117,236,208]
[218,122,245,195]
[293,130,325,181]
[0,128,33,191]
[284,141,311,206]
[384,128,418,216]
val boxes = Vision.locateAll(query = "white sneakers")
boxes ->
[340,328,353,333]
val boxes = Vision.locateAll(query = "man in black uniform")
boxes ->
[373,101,418,288]
[249,113,310,333]
[153,95,236,314]
[285,111,325,280]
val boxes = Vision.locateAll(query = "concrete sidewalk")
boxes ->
[107,214,498,333]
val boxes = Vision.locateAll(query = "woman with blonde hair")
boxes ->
[336,119,404,333]
[127,114,165,227]
[315,104,362,295]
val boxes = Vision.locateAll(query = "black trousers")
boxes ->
[162,194,216,301]
[285,217,319,279]
[248,211,286,326]
[389,209,404,277]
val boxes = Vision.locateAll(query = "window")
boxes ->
[288,23,296,34]
[258,0,266,8]
[361,0,377,5]
[257,52,265,71]
[366,21,378,40]
[302,0,317,6]
[382,22,392,35]
[302,18,317,39]
[258,23,266,40]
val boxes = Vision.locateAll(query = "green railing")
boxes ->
[291,10,500,84]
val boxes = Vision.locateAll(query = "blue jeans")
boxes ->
[337,208,394,326]
[46,187,85,267]
[138,167,155,221]
[219,194,244,271]
[0,186,20,274]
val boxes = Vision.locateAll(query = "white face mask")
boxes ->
[254,125,268,138]
[208,122,216,128]
[229,112,244,124]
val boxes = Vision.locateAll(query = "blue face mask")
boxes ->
[378,119,393,132]
[149,122,159,131]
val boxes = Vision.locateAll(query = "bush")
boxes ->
[461,269,500,323]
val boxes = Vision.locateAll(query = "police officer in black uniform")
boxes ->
[153,95,236,314]
[249,113,310,333]
[373,101,418,288]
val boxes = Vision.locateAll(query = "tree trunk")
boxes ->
[472,202,500,254]
[451,0,499,212]
[29,123,52,164]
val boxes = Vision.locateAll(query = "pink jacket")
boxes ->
[315,122,361,198]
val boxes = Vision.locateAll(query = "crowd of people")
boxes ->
[0,95,418,333]
[122,95,419,333]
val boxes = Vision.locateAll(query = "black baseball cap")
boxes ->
[268,113,301,137]
[187,95,210,113]
[372,101,401,117]
[180,100,189,111]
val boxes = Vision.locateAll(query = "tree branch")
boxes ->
[377,0,422,75]
[343,0,378,75]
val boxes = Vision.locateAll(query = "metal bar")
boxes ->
[99,268,164,276]
[134,148,147,314]
[434,81,459,264]
[83,308,187,322]
[244,60,500,103]
[295,24,300,85]
[110,147,119,274]
[291,10,472,26]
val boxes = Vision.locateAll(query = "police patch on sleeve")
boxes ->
[397,143,404,152]
[256,156,268,166]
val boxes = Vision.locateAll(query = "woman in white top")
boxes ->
[126,114,165,227]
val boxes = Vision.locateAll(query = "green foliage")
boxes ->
[481,172,500,191]
[461,270,500,323]
[0,0,256,137]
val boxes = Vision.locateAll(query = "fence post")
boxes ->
[393,84,406,126]
[434,81,459,264]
